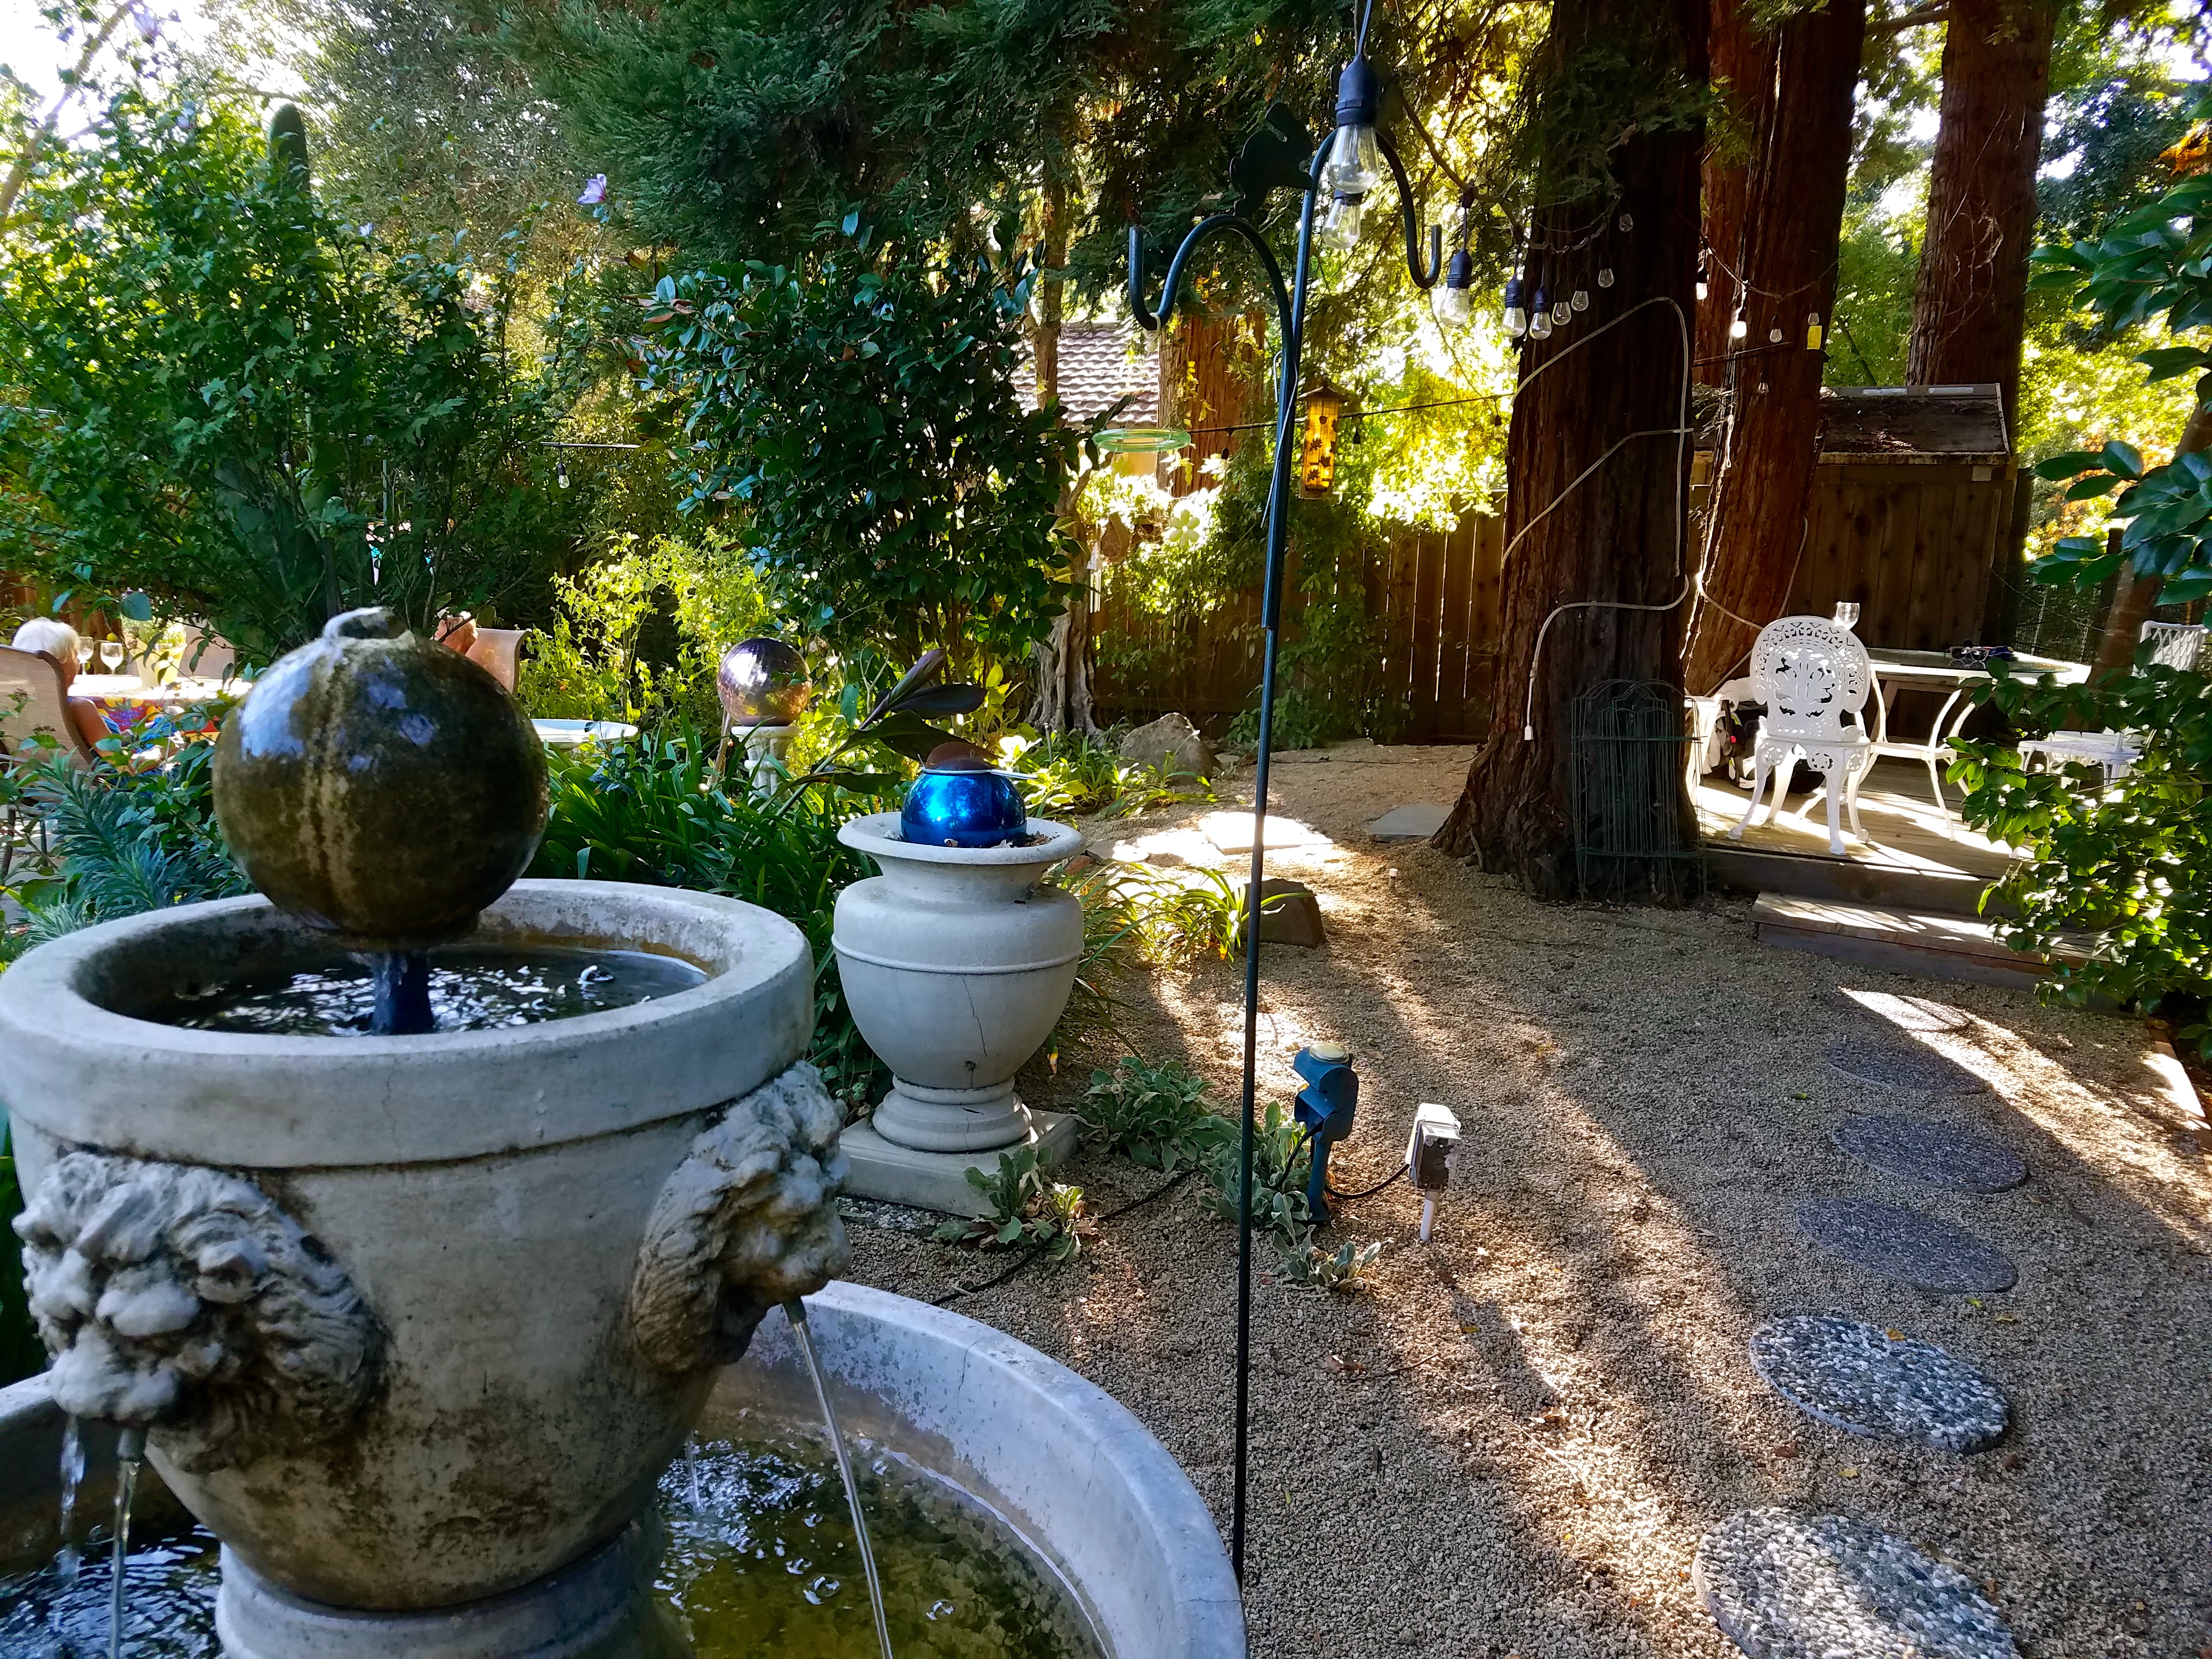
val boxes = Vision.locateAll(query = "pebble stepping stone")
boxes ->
[1795,1198,2017,1293]
[1695,1509,2019,1659]
[1749,1316,2008,1453]
[1826,1037,1988,1094]
[1367,803,1449,842]
[1832,1114,2027,1193]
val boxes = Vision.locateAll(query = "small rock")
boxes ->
[1118,712,1216,780]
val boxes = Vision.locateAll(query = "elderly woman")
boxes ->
[10,618,113,751]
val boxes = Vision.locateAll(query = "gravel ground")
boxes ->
[843,743,2212,1659]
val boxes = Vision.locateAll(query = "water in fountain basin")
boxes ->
[2,1431,1102,1658]
[149,945,707,1036]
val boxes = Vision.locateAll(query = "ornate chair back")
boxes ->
[0,646,98,768]
[2140,619,2204,673]
[466,628,526,694]
[1748,616,1871,743]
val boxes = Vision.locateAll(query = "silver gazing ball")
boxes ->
[716,637,810,729]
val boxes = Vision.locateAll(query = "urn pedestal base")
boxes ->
[840,1111,1080,1216]
[215,1521,688,1659]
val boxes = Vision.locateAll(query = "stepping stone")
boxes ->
[1795,1198,2016,1293]
[1832,1114,2027,1193]
[1749,1316,2008,1453]
[1695,1509,2018,1659]
[1197,811,1327,854]
[1826,1037,1989,1094]
[1367,803,1449,842]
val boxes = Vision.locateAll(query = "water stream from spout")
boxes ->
[57,1417,84,1586]
[369,950,435,1035]
[684,1434,704,1515]
[785,1299,893,1659]
[109,1427,144,1659]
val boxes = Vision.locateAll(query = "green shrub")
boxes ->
[529,731,891,1104]
[935,1145,1091,1265]
[1078,1057,1231,1172]
[1955,659,2212,1053]
[2,740,249,962]
[1201,1099,1312,1248]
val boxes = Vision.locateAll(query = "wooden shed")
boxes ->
[1695,383,2025,651]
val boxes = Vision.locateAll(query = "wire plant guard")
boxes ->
[1568,679,1703,902]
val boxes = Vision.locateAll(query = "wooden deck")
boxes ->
[1696,756,2017,915]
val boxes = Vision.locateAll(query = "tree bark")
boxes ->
[2089,398,2212,680]
[1434,0,1707,898]
[1697,0,1770,384]
[1682,0,1866,695]
[1025,167,1102,735]
[1907,0,2056,441]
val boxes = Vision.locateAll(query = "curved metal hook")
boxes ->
[1379,134,1442,290]
[1127,215,1295,340]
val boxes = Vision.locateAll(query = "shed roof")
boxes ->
[1690,382,2011,464]
[1017,321,1160,425]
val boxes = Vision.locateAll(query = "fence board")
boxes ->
[1409,530,1446,737]
[1437,522,1473,729]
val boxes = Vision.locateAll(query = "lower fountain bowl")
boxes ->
[0,1282,1246,1658]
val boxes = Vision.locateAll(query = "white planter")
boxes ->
[0,882,845,1633]
[833,812,1084,1153]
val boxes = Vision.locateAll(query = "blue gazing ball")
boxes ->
[901,761,1028,849]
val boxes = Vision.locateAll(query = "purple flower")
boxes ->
[578,174,608,206]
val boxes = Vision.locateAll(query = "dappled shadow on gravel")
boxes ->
[845,746,2212,1659]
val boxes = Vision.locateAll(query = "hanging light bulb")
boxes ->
[1695,252,1709,303]
[1433,249,1477,328]
[1729,308,1749,341]
[557,458,571,490]
[1318,193,1365,253]
[1617,213,1633,233]
[1324,56,1385,198]
[1550,295,1572,327]
[1768,325,1784,344]
[1502,272,1528,338]
[1571,285,1590,312]
[1596,267,1614,289]
[1806,312,1825,349]
[1528,289,1553,340]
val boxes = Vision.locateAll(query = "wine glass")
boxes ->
[75,640,93,672]
[99,639,125,674]
[1831,601,1861,631]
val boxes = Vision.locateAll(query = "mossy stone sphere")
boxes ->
[214,608,549,945]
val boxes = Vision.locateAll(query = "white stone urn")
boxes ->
[833,813,1083,1159]
[0,881,849,1655]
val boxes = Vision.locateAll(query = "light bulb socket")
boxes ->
[1447,249,1476,291]
[1334,55,1384,131]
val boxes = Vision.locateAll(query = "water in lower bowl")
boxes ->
[148,945,707,1036]
[0,1426,1103,1658]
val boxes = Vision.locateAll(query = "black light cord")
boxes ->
[1327,1163,1408,1203]
[927,1164,1203,1307]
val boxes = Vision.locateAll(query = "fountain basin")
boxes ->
[0,1282,1248,1657]
[0,881,830,1612]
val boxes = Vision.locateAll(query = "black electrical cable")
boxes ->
[1327,1163,1409,1203]
[927,1164,1201,1307]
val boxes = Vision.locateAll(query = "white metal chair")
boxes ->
[1728,616,1874,857]
[0,645,100,885]
[2140,619,2204,671]
[2015,619,2202,787]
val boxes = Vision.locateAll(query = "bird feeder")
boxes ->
[1299,381,1346,498]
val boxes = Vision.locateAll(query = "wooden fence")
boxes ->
[1092,510,1504,743]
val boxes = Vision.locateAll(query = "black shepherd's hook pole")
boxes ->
[1127,94,1440,1588]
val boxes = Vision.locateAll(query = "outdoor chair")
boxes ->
[466,628,526,693]
[0,645,100,886]
[1727,616,1874,858]
[2017,619,2206,787]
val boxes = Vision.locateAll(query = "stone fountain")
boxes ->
[0,610,1243,1658]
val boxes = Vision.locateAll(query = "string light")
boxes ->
[1550,294,1572,328]
[1502,272,1527,337]
[1528,284,1553,340]
[1571,284,1590,312]
[1768,325,1784,344]
[1596,267,1614,289]
[1729,308,1749,341]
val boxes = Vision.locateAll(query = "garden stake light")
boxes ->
[1123,0,1457,1583]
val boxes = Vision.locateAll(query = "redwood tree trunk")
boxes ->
[1908,0,2057,439]
[1682,0,1866,694]
[1697,0,1770,383]
[1435,0,1707,898]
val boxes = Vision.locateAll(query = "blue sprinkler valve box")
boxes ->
[1292,1041,1358,1223]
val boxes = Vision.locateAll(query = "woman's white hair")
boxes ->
[10,617,81,662]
